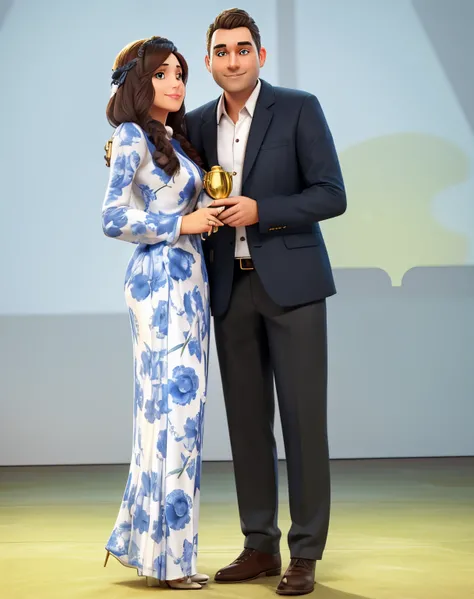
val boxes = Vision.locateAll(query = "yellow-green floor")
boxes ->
[1,458,473,599]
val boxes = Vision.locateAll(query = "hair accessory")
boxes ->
[137,36,177,58]
[110,58,138,94]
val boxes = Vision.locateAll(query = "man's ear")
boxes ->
[259,47,267,68]
[205,54,211,73]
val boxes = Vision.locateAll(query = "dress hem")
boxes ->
[105,547,197,580]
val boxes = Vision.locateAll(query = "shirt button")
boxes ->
[235,139,240,143]
[240,236,246,242]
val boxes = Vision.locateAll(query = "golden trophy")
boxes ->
[203,166,234,236]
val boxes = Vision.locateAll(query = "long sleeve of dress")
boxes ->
[196,190,214,209]
[102,122,183,245]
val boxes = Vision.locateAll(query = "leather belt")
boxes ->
[236,258,254,271]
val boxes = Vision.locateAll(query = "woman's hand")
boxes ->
[180,207,225,235]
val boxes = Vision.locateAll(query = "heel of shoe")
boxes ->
[104,550,110,568]
[266,567,282,577]
[191,573,209,584]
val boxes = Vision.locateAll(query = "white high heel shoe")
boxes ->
[146,576,202,590]
[190,573,209,585]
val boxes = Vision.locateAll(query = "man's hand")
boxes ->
[211,196,259,227]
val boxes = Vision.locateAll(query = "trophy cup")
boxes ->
[203,166,234,237]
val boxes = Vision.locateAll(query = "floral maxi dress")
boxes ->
[102,122,209,580]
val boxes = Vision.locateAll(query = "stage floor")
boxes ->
[1,458,473,598]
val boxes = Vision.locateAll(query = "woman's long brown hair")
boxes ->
[106,37,202,175]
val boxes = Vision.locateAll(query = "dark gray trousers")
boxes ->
[213,265,330,560]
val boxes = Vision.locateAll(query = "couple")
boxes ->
[102,8,346,595]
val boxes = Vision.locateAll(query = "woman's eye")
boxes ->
[177,73,183,80]
[154,72,165,79]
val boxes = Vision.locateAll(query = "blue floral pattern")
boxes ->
[169,366,199,406]
[103,122,209,581]
[165,489,192,530]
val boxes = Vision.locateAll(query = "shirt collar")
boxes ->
[216,79,262,124]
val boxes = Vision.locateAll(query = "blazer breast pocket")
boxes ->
[283,233,321,249]
[260,141,289,151]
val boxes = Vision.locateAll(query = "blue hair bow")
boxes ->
[111,58,138,89]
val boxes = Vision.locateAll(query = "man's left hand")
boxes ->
[211,196,259,227]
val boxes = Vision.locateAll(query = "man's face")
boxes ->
[205,27,266,94]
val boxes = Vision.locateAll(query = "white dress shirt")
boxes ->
[216,79,262,259]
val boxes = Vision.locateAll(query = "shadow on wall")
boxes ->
[327,264,474,457]
[0,264,473,464]
[322,133,471,286]
[0,0,13,30]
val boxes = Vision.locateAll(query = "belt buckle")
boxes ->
[239,258,254,271]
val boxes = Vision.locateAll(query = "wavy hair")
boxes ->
[106,37,202,175]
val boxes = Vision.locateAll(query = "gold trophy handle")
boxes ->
[213,170,235,232]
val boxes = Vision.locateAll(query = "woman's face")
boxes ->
[150,53,185,119]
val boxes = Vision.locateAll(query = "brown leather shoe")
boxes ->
[276,558,316,595]
[214,548,282,583]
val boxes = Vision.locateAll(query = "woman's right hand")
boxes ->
[180,207,225,235]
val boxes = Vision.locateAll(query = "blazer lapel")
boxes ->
[201,101,219,169]
[242,80,275,186]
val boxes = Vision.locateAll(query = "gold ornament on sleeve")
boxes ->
[104,138,113,167]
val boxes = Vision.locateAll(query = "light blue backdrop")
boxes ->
[0,0,473,464]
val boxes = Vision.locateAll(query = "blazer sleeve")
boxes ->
[257,94,346,233]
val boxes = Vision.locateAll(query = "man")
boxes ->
[185,8,346,596]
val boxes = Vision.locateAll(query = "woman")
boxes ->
[102,36,222,590]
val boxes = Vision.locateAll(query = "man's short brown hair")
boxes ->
[206,8,261,55]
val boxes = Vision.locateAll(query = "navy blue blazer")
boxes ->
[185,79,346,317]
